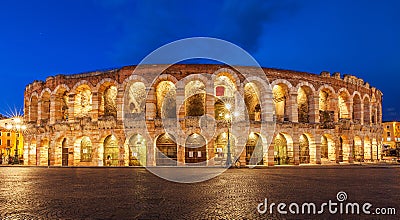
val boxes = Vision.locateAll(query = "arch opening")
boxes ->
[244,83,261,121]
[128,134,147,166]
[156,133,177,166]
[185,80,206,117]
[104,135,119,166]
[185,133,207,165]
[272,84,289,122]
[156,81,176,118]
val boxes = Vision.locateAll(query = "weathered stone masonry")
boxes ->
[23,64,383,166]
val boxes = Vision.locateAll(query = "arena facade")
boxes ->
[23,64,383,167]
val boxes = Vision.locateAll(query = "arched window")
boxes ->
[185,80,206,117]
[338,91,350,119]
[127,82,146,114]
[156,81,176,118]
[80,137,92,162]
[101,85,117,117]
[363,97,370,124]
[41,91,51,121]
[104,135,119,166]
[74,85,92,118]
[297,86,313,123]
[244,83,261,121]
[30,96,38,122]
[273,84,289,122]
[352,94,362,123]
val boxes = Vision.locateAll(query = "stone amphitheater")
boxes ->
[23,64,383,167]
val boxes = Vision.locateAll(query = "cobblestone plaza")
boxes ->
[0,166,398,219]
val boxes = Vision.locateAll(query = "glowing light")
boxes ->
[6,124,12,130]
[225,114,231,119]
[233,112,239,117]
[225,103,231,110]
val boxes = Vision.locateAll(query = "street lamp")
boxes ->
[224,104,238,167]
[6,117,26,165]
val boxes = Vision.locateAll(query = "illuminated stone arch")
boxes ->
[185,80,206,117]
[296,83,316,123]
[52,84,70,122]
[318,85,336,124]
[59,137,69,166]
[80,136,92,162]
[213,71,238,120]
[40,89,51,122]
[184,133,207,165]
[28,138,37,165]
[72,83,93,118]
[352,92,362,123]
[29,93,39,122]
[338,88,351,119]
[125,134,147,166]
[353,136,363,162]
[103,134,119,166]
[125,81,146,114]
[339,135,351,162]
[299,133,316,164]
[244,82,261,121]
[39,138,49,166]
[155,133,177,166]
[213,68,241,90]
[321,134,336,162]
[271,80,292,122]
[364,136,372,160]
[372,138,378,160]
[244,132,264,165]
[363,95,371,124]
[97,79,118,118]
[155,80,177,118]
[273,133,293,165]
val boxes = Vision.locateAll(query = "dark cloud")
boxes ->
[214,0,298,53]
[94,0,297,64]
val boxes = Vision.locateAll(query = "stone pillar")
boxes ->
[205,81,215,118]
[116,88,125,122]
[266,142,274,166]
[288,93,298,122]
[38,100,43,122]
[147,140,155,166]
[293,141,300,165]
[177,144,185,166]
[312,95,319,123]
[91,92,99,121]
[146,87,156,120]
[91,138,102,166]
[314,137,321,164]
[176,87,185,118]
[50,96,56,124]
[332,98,339,123]
[68,94,75,123]
[348,139,354,163]
[348,100,353,122]
[360,102,364,126]
[207,139,215,166]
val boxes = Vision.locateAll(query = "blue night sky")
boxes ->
[0,0,399,121]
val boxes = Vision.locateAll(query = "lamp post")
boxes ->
[6,117,26,165]
[224,104,238,167]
